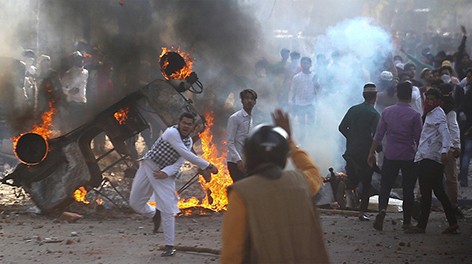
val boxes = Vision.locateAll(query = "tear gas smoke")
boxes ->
[306,17,392,172]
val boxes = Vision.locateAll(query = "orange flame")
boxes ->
[159,47,193,80]
[178,112,233,212]
[73,186,90,204]
[11,99,57,150]
[73,188,105,205]
[114,107,129,125]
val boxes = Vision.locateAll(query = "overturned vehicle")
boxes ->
[1,51,206,213]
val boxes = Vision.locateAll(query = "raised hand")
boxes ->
[271,109,292,139]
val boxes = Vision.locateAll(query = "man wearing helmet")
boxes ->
[221,109,330,263]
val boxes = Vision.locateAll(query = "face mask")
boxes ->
[441,74,451,84]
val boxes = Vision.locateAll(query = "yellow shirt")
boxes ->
[221,141,323,263]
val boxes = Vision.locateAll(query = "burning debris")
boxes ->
[159,48,203,94]
[316,168,351,210]
[113,107,129,125]
[73,186,89,205]
[159,48,193,80]
[1,47,232,217]
[179,112,233,214]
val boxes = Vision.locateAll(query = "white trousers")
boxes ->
[161,212,175,246]
[129,159,180,245]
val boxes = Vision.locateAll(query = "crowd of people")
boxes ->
[265,28,471,235]
[3,40,164,159]
[11,43,112,136]
[3,22,471,260]
[217,26,471,260]
[129,24,472,259]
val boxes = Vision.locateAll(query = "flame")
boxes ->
[178,112,233,212]
[73,187,90,204]
[73,188,105,205]
[159,47,193,80]
[11,98,57,150]
[114,107,129,125]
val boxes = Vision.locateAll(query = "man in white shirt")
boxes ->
[288,57,320,142]
[21,49,37,110]
[226,89,257,182]
[60,51,88,131]
[406,88,459,234]
[410,85,423,115]
[129,112,218,257]
[62,51,88,105]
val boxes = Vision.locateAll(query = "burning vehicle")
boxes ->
[0,49,213,214]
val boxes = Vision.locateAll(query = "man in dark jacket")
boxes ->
[339,82,380,221]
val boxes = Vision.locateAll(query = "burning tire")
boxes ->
[14,132,48,165]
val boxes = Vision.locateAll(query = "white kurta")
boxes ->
[130,159,180,216]
[129,126,209,216]
[61,66,88,103]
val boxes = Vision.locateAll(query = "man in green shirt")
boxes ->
[339,82,380,221]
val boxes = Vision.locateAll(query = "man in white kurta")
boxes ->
[60,51,88,132]
[61,51,88,105]
[129,112,218,257]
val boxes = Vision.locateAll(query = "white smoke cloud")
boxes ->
[293,17,393,174]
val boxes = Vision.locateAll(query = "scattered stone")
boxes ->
[43,237,62,243]
[58,212,83,223]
